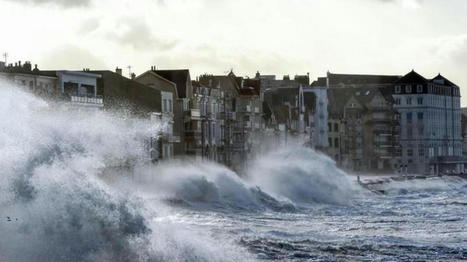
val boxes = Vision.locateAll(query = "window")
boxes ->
[419,148,425,157]
[407,149,413,157]
[407,127,413,138]
[406,98,412,105]
[163,99,167,112]
[334,123,339,132]
[417,97,423,105]
[417,112,424,121]
[334,138,339,148]
[417,85,423,93]
[328,123,332,132]
[395,85,401,93]
[328,138,332,147]
[395,98,401,105]
[407,113,412,123]
[168,100,172,113]
[406,85,412,93]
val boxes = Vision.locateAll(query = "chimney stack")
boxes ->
[116,67,122,75]
[131,73,136,80]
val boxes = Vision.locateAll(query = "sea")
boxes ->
[0,81,466,262]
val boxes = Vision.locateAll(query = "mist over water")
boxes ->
[0,81,465,261]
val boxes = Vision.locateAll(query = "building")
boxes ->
[254,71,309,101]
[90,69,178,161]
[198,72,262,169]
[462,108,467,156]
[326,72,401,173]
[55,69,102,109]
[135,68,186,157]
[0,61,58,97]
[188,80,224,161]
[299,78,329,149]
[0,61,102,109]
[393,71,465,175]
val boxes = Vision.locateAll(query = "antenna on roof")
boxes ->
[127,65,132,78]
[2,52,8,64]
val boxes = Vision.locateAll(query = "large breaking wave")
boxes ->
[0,80,359,261]
[0,81,252,262]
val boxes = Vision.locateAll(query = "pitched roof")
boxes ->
[243,78,261,94]
[431,74,458,87]
[395,70,428,85]
[153,69,190,98]
[328,72,401,86]
[327,86,393,116]
[199,72,260,96]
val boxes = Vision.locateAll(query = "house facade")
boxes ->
[393,71,464,175]
[326,73,401,173]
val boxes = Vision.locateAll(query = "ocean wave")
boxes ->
[0,82,252,262]
[247,147,358,205]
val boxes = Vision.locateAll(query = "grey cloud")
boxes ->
[78,18,100,34]
[108,19,178,51]
[2,0,91,8]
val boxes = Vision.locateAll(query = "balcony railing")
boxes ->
[70,95,103,106]
[185,109,201,119]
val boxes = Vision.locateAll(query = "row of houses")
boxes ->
[1,59,465,175]
[318,71,465,176]
[0,61,269,171]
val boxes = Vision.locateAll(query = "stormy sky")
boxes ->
[1,0,467,103]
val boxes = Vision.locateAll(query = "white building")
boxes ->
[393,71,465,175]
[56,70,103,109]
[299,83,329,149]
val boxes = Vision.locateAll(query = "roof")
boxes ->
[153,69,190,98]
[91,70,162,114]
[243,78,261,94]
[199,72,259,96]
[328,72,401,86]
[327,86,393,116]
[431,74,458,87]
[311,77,327,87]
[395,70,428,85]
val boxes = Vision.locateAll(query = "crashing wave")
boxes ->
[0,81,252,262]
[247,147,358,205]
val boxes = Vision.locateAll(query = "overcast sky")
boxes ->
[1,0,467,103]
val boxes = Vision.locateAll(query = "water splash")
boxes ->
[0,81,252,262]
[247,147,358,205]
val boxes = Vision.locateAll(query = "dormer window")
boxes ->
[416,85,423,93]
[395,85,401,93]
[406,85,412,93]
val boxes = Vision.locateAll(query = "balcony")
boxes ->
[70,95,103,107]
[185,109,201,120]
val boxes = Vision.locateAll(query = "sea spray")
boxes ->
[0,81,252,262]
[247,147,358,205]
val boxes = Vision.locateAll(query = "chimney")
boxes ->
[116,67,122,75]
[131,73,136,80]
[24,61,32,71]
[18,61,21,67]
